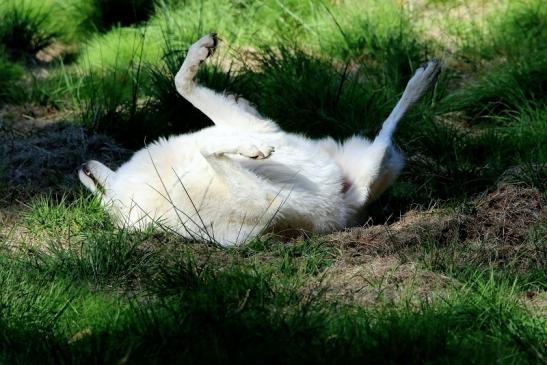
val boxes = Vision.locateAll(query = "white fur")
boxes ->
[79,33,440,246]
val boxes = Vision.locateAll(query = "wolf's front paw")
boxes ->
[238,145,275,160]
[187,33,218,65]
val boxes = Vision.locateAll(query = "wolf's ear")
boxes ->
[78,160,115,194]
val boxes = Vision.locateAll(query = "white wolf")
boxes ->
[78,33,440,246]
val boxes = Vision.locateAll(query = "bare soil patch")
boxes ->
[321,256,455,306]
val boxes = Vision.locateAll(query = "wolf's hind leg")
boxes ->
[376,61,440,143]
[199,150,280,245]
[175,33,279,133]
[336,137,404,207]
[340,61,439,207]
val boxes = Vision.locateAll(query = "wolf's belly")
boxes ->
[240,141,342,193]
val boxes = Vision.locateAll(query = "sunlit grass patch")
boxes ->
[78,26,162,69]
[150,0,329,47]
[320,3,428,84]
[457,0,547,63]
[23,195,112,237]
[74,29,154,146]
[74,39,209,147]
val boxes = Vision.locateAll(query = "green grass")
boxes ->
[0,198,545,364]
[73,3,432,147]
[0,1,57,61]
[0,50,25,104]
[457,0,547,63]
[1,0,546,363]
[443,53,547,123]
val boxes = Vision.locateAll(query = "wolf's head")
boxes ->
[78,160,115,200]
[78,159,149,229]
[77,158,179,231]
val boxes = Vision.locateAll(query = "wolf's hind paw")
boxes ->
[410,60,441,87]
[187,33,218,64]
[418,60,441,82]
[238,145,275,160]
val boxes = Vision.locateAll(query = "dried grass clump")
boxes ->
[463,184,546,272]
[326,210,464,262]
[472,184,545,243]
[320,183,545,305]
[327,184,545,260]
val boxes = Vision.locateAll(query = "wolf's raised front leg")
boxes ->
[175,33,280,133]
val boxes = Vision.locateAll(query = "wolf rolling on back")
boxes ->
[78,33,440,246]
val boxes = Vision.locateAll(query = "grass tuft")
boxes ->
[0,1,56,61]
[444,53,547,122]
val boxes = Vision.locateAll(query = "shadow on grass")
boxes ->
[0,119,130,205]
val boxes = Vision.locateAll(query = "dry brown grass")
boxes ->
[320,256,455,306]
[326,184,544,259]
[320,184,545,306]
